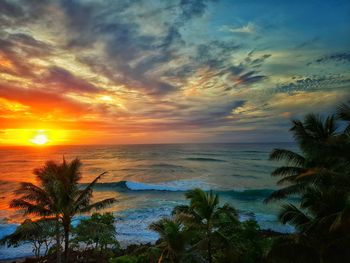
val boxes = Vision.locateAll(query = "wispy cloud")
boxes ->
[0,0,348,143]
[313,52,350,64]
[220,22,257,34]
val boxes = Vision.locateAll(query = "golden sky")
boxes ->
[0,0,349,145]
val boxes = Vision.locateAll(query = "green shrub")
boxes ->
[72,213,120,253]
[109,255,139,263]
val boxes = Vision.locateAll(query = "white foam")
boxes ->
[125,179,215,191]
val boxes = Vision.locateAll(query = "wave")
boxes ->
[92,180,212,192]
[231,174,258,179]
[223,189,274,200]
[241,151,265,153]
[185,157,226,162]
[145,163,186,169]
[90,180,274,200]
[138,163,192,172]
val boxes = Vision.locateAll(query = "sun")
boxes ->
[30,134,49,145]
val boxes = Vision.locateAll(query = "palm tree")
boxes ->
[173,188,238,263]
[336,101,350,160]
[149,218,189,263]
[337,101,350,119]
[11,160,64,263]
[274,184,350,262]
[265,113,347,202]
[267,103,350,262]
[10,158,117,263]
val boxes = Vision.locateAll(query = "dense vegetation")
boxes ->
[264,101,350,262]
[1,101,349,262]
[1,158,117,263]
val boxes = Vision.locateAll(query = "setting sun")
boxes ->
[30,134,49,145]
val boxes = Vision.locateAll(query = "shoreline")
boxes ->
[0,257,26,263]
[0,229,286,261]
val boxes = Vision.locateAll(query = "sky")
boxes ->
[0,0,349,145]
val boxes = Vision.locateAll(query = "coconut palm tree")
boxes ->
[11,160,65,263]
[267,103,350,262]
[10,158,117,263]
[273,184,350,263]
[337,101,350,118]
[149,218,189,263]
[173,188,238,263]
[265,113,349,202]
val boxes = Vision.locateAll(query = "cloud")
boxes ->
[0,32,52,77]
[220,22,257,34]
[275,75,350,94]
[42,66,100,94]
[0,84,90,115]
[0,0,348,143]
[0,0,23,18]
[313,52,350,64]
[56,0,223,96]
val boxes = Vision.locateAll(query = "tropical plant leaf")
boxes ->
[74,171,107,210]
[79,198,116,213]
[278,204,311,232]
[264,184,303,203]
[10,199,52,216]
[271,166,305,177]
[269,149,305,166]
[337,101,350,122]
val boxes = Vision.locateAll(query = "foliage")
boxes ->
[9,157,117,263]
[146,188,267,263]
[266,101,350,262]
[109,255,139,263]
[213,220,267,263]
[149,218,191,263]
[0,219,57,259]
[6,102,350,263]
[72,213,120,253]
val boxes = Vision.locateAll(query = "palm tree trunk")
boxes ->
[207,238,212,263]
[56,215,61,263]
[207,229,212,263]
[63,218,71,263]
[319,246,325,263]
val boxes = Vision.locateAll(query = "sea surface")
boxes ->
[0,143,296,259]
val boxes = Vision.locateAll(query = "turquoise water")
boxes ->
[0,143,296,259]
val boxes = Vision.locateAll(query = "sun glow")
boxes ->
[30,134,49,145]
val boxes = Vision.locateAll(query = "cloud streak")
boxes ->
[0,0,349,144]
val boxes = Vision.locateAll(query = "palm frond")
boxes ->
[295,168,320,180]
[10,199,52,216]
[264,184,303,203]
[14,182,52,205]
[276,175,299,185]
[65,158,82,184]
[78,198,116,213]
[337,101,350,121]
[214,203,239,224]
[186,188,219,220]
[172,205,191,216]
[33,160,60,184]
[330,199,350,232]
[304,114,327,139]
[325,115,338,136]
[278,204,311,232]
[271,166,305,177]
[74,172,107,209]
[269,149,305,166]
[291,119,310,143]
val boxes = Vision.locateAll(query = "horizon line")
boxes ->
[0,141,295,147]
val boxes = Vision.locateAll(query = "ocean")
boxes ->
[0,143,296,259]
